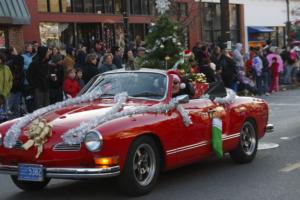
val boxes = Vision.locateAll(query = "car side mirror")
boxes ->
[174,95,189,104]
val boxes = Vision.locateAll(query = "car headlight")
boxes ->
[84,130,103,152]
[0,133,2,147]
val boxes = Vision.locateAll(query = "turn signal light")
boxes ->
[94,156,119,167]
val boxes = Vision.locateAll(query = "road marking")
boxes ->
[280,137,290,140]
[280,161,300,172]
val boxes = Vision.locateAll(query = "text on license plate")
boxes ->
[18,164,44,182]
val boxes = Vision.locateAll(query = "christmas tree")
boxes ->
[141,15,185,70]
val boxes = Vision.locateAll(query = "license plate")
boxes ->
[18,164,44,182]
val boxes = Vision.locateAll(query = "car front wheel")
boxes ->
[230,120,258,164]
[118,136,160,196]
[11,176,51,191]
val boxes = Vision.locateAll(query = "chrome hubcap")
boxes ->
[241,123,256,155]
[133,144,156,186]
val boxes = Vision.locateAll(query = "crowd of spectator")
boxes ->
[0,39,299,122]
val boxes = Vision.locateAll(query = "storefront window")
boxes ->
[73,0,83,12]
[131,0,142,15]
[39,22,73,47]
[38,0,48,12]
[104,0,113,13]
[84,0,94,13]
[202,3,240,44]
[50,0,60,12]
[0,30,6,49]
[61,0,72,12]
[177,3,188,17]
[95,0,104,14]
[115,0,122,14]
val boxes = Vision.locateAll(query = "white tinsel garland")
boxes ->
[62,96,193,145]
[4,90,104,148]
[155,0,171,15]
[214,89,236,104]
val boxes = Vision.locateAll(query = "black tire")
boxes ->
[230,120,258,164]
[118,136,160,196]
[11,176,50,191]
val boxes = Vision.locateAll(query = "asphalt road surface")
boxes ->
[1,88,300,200]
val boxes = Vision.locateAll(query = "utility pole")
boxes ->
[286,0,291,45]
[122,0,130,49]
[220,0,230,48]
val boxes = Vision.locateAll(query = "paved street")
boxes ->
[1,88,300,200]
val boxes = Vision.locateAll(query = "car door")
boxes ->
[173,98,220,164]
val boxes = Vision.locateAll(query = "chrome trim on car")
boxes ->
[0,133,2,146]
[53,143,81,151]
[266,124,274,133]
[0,164,120,179]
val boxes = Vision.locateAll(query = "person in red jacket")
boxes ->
[269,57,279,93]
[63,68,80,98]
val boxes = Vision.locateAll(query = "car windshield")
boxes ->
[84,72,168,100]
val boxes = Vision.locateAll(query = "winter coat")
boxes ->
[99,63,117,74]
[219,55,237,88]
[0,64,13,98]
[232,43,245,68]
[252,56,263,77]
[27,46,50,91]
[199,64,216,83]
[266,53,284,72]
[7,55,25,93]
[49,63,64,89]
[63,78,80,98]
[22,52,33,85]
[113,55,123,69]
[82,63,99,84]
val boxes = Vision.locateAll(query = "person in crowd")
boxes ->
[99,53,117,74]
[49,55,64,104]
[259,49,270,95]
[27,46,51,110]
[49,46,63,65]
[232,43,245,70]
[266,47,284,85]
[75,68,85,89]
[192,41,202,65]
[197,45,210,67]
[199,58,216,83]
[169,70,195,99]
[210,46,223,81]
[62,46,76,74]
[125,49,135,70]
[269,57,280,93]
[91,40,105,68]
[134,47,146,69]
[82,53,99,84]
[32,41,39,56]
[284,47,298,84]
[112,46,123,69]
[0,53,13,111]
[22,43,34,113]
[219,50,238,91]
[252,48,264,95]
[63,68,80,98]
[76,44,87,68]
[7,47,25,116]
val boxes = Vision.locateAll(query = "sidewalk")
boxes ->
[280,83,300,91]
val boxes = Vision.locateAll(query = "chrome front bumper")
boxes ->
[0,164,120,179]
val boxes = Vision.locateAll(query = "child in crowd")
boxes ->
[75,68,85,89]
[269,57,279,93]
[63,68,80,98]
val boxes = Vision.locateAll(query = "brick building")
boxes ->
[0,0,30,52]
[23,0,245,50]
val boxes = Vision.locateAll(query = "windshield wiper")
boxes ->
[131,92,162,98]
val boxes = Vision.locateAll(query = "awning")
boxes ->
[0,0,31,25]
[248,26,274,34]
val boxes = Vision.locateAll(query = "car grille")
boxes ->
[14,140,24,150]
[53,143,81,151]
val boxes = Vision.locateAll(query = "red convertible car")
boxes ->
[0,69,273,196]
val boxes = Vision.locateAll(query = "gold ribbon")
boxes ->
[22,118,52,158]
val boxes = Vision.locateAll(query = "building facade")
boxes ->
[23,0,245,50]
[0,0,30,51]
